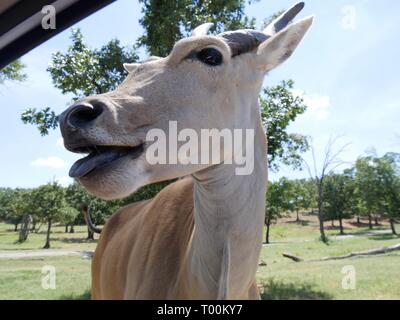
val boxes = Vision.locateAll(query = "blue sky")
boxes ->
[0,0,399,188]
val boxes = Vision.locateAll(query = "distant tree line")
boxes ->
[1,153,398,247]
[265,153,400,243]
[0,180,171,248]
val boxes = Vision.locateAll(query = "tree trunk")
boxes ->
[339,216,344,235]
[65,225,69,233]
[265,215,272,244]
[317,202,326,242]
[357,216,360,225]
[375,216,379,226]
[317,182,327,242]
[14,223,18,232]
[43,219,52,249]
[296,209,299,222]
[390,219,397,235]
[368,214,373,230]
[69,225,75,233]
[331,219,335,227]
[318,214,326,242]
[87,229,94,240]
[18,215,32,242]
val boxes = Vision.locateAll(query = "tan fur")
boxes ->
[91,177,259,299]
[59,10,313,300]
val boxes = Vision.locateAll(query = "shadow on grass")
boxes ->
[52,237,97,244]
[367,233,399,241]
[60,290,91,300]
[347,221,391,230]
[303,211,319,217]
[348,221,373,228]
[47,230,87,235]
[325,224,343,230]
[287,220,310,226]
[260,279,333,300]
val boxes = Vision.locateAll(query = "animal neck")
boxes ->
[185,108,268,299]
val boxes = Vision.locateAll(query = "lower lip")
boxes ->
[69,145,144,179]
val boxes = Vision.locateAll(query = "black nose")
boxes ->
[62,102,104,130]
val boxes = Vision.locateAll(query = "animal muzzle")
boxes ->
[60,101,105,135]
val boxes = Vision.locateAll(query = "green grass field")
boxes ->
[0,223,98,251]
[258,224,400,300]
[0,256,91,300]
[0,214,399,300]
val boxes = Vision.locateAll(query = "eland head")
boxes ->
[59,2,313,200]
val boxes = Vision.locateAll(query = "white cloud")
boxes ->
[291,89,331,121]
[30,156,68,169]
[56,137,64,146]
[57,176,73,187]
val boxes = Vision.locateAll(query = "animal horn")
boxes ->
[263,2,305,36]
[192,23,214,36]
[217,30,269,57]
[217,2,305,57]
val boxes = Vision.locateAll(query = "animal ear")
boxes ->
[145,56,162,62]
[255,16,314,72]
[123,63,140,73]
[192,23,213,36]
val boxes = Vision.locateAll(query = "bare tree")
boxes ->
[302,136,350,242]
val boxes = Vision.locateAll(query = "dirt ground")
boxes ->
[279,211,397,231]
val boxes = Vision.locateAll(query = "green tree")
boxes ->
[64,180,174,238]
[21,29,139,135]
[138,0,256,57]
[14,189,35,242]
[374,154,400,235]
[286,179,312,222]
[261,80,309,170]
[21,107,59,136]
[265,177,293,244]
[323,170,356,235]
[65,181,93,229]
[0,60,26,84]
[31,182,66,248]
[302,136,350,242]
[0,188,31,231]
[0,188,14,222]
[48,29,138,98]
[120,179,176,204]
[302,179,317,213]
[355,156,380,229]
[65,182,111,238]
[86,198,119,227]
[59,206,79,233]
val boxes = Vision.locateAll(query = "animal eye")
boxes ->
[196,48,223,66]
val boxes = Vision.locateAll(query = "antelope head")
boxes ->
[59,2,313,200]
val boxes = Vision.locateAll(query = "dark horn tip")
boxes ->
[282,2,306,25]
[292,2,306,14]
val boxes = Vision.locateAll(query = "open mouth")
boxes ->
[69,144,144,179]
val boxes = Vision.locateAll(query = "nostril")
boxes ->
[67,103,104,129]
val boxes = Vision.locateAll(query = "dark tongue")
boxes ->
[69,149,122,178]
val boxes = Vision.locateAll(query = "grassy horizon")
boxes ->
[0,213,399,300]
